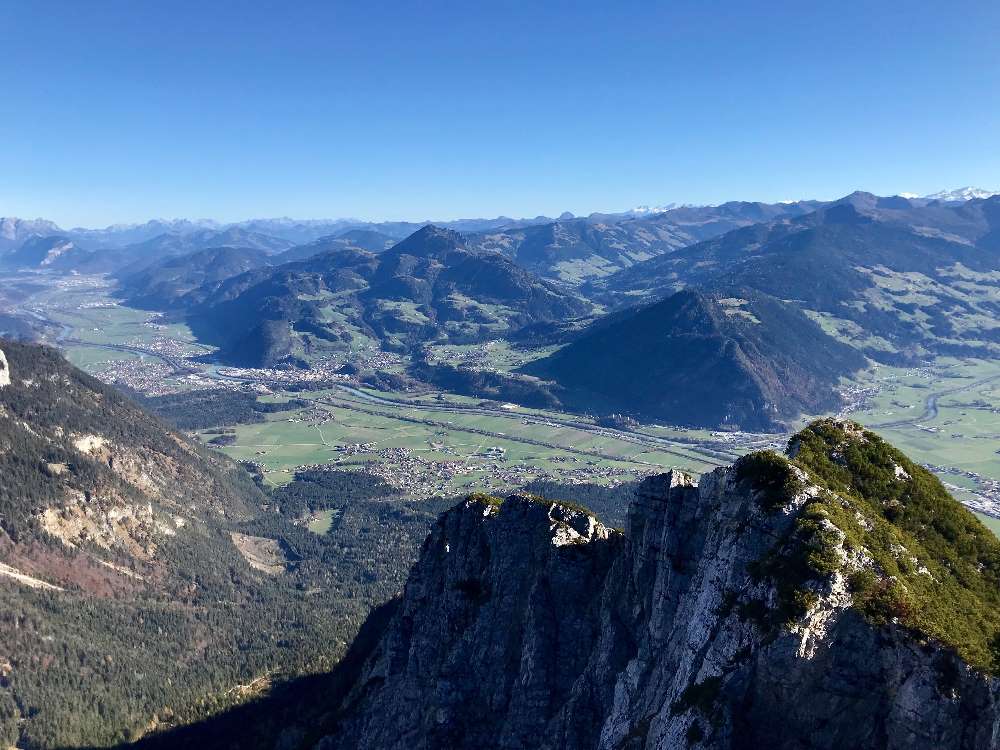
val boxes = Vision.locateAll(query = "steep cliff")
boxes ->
[320,421,1000,750]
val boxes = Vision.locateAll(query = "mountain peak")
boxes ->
[819,202,875,225]
[387,224,466,257]
[524,287,865,430]
[832,190,878,208]
[623,203,678,217]
[925,187,999,202]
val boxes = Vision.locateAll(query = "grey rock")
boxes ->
[320,472,1000,750]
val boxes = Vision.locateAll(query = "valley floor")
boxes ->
[840,357,1000,520]
[8,271,1000,534]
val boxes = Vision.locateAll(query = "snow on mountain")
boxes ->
[0,217,63,251]
[924,187,999,202]
[622,203,678,216]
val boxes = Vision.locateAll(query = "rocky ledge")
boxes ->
[318,420,1000,750]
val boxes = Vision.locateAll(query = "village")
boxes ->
[283,446,658,500]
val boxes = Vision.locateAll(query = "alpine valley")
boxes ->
[3,188,1000,750]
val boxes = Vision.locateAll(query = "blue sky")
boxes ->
[2,0,998,227]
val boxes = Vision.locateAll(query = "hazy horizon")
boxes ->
[8,185,999,232]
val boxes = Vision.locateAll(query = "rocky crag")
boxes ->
[320,420,1000,750]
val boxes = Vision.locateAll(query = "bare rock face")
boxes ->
[320,426,1000,750]
[0,348,9,389]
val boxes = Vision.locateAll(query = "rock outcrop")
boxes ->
[320,422,1000,750]
[0,347,9,388]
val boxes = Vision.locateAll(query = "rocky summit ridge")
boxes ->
[319,420,1000,750]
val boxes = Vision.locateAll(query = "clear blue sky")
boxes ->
[2,0,998,227]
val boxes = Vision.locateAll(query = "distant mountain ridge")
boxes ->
[465,200,824,285]
[115,246,275,308]
[0,217,62,252]
[3,187,996,277]
[184,225,593,366]
[924,186,999,202]
[594,193,1000,363]
[115,229,405,309]
[1,186,994,251]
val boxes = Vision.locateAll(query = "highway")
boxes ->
[57,337,745,468]
[322,384,745,464]
[872,373,1000,429]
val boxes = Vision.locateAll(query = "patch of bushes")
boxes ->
[785,418,1000,673]
[467,492,504,508]
[854,579,916,625]
[467,491,599,520]
[734,451,804,511]
[520,492,598,519]
[747,500,845,625]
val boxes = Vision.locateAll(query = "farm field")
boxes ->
[845,358,1000,475]
[9,277,1000,532]
[306,509,340,534]
[975,512,1000,537]
[842,357,1000,525]
[212,389,729,494]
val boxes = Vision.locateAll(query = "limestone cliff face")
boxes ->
[0,338,264,574]
[320,429,1000,750]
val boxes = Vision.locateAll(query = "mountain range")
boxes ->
[181,225,593,366]
[594,193,1000,364]
[7,188,1000,430]
[464,199,822,285]
[3,186,992,252]
[113,230,401,310]
[924,186,1000,202]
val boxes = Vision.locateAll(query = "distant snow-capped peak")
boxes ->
[624,203,678,216]
[924,187,999,202]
